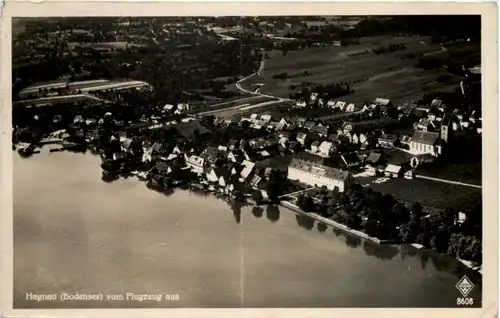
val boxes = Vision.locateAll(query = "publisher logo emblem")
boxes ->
[456,275,474,297]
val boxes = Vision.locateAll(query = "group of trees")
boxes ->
[272,70,312,81]
[294,184,482,264]
[290,83,353,102]
[372,43,407,55]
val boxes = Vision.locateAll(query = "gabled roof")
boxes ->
[213,167,230,181]
[341,153,362,166]
[240,160,255,179]
[311,140,321,147]
[374,98,391,106]
[379,134,398,142]
[365,152,382,164]
[385,164,402,174]
[411,130,440,145]
[296,132,307,140]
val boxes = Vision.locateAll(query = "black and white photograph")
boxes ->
[2,3,497,316]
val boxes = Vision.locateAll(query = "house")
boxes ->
[327,100,337,108]
[400,135,411,147]
[345,103,356,112]
[310,92,319,101]
[318,141,335,157]
[288,141,300,153]
[295,100,307,108]
[240,160,256,180]
[373,98,392,107]
[249,174,266,189]
[287,158,352,191]
[340,153,363,170]
[206,167,230,187]
[415,118,437,132]
[335,101,346,111]
[409,130,442,156]
[73,115,84,124]
[296,132,308,145]
[261,114,272,122]
[163,104,175,112]
[384,164,403,178]
[228,151,245,163]
[378,134,398,148]
[200,146,221,166]
[310,140,321,153]
[365,152,383,166]
[304,121,316,130]
[404,170,415,179]
[186,155,205,174]
[310,124,329,137]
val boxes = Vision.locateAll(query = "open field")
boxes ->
[13,94,105,107]
[239,35,468,105]
[357,176,482,212]
[67,42,144,50]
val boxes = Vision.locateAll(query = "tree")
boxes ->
[392,203,410,224]
[431,225,451,253]
[364,219,379,238]
[301,196,316,212]
[399,220,419,243]
[412,202,424,218]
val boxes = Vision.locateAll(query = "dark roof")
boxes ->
[311,140,321,147]
[341,153,362,165]
[152,142,165,153]
[171,120,210,139]
[379,134,398,142]
[213,167,230,181]
[311,125,329,135]
[411,130,440,145]
[365,152,382,164]
[384,149,414,165]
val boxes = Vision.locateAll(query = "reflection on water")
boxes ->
[317,223,327,233]
[13,152,482,308]
[251,206,263,218]
[265,205,280,223]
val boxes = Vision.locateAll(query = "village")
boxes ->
[12,69,483,269]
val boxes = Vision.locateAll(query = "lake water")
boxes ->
[13,151,482,308]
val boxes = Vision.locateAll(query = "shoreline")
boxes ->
[279,201,394,245]
[280,201,483,274]
[14,146,483,274]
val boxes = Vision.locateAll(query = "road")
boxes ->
[235,58,293,102]
[415,174,482,189]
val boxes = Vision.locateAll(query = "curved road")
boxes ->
[236,58,293,102]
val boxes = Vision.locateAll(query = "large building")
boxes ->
[287,158,352,192]
[409,131,442,157]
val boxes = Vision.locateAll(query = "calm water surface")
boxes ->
[13,151,482,308]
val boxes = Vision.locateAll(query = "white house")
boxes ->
[345,103,356,112]
[318,141,334,157]
[186,155,205,174]
[287,159,352,192]
[409,130,442,156]
[240,160,255,180]
[260,114,272,122]
[296,132,308,145]
[296,100,307,108]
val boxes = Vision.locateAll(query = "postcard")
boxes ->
[1,2,497,318]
